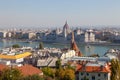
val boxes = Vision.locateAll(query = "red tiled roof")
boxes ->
[17,64,43,76]
[76,64,82,71]
[0,64,8,71]
[0,64,43,76]
[76,64,110,73]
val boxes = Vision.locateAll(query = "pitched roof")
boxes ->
[0,64,8,71]
[76,64,110,73]
[0,64,43,76]
[17,64,43,76]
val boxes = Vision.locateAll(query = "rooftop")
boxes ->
[76,62,111,73]
[17,64,43,76]
[0,64,43,76]
[0,64,8,71]
[0,52,31,59]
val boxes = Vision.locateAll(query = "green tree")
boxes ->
[39,42,44,49]
[42,67,55,78]
[55,68,65,80]
[88,54,100,57]
[55,68,75,80]
[55,59,61,69]
[66,62,75,70]
[44,76,53,80]
[12,44,20,48]
[22,74,44,80]
[0,68,22,80]
[63,68,75,80]
[111,59,120,80]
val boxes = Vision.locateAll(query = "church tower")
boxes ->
[71,31,82,56]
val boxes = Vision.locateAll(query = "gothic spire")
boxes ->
[71,31,75,43]
[71,31,82,56]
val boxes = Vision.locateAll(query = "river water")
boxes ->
[0,40,120,56]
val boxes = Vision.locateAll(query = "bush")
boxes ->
[12,44,20,48]
[39,42,44,49]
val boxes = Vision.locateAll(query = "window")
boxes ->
[92,76,95,80]
[104,74,107,77]
[81,72,83,76]
[84,76,89,80]
[87,73,89,76]
[98,73,101,77]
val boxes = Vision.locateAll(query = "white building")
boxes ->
[60,50,75,59]
[22,32,36,39]
[84,31,95,42]
[6,32,12,38]
[0,31,7,38]
[40,22,95,43]
[104,49,119,60]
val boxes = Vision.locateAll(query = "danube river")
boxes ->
[0,40,120,56]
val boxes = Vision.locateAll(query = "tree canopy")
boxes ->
[42,67,55,78]
[55,68,75,80]
[0,68,44,80]
[12,44,20,48]
[39,42,44,49]
[55,59,61,69]
[88,54,100,57]
[110,59,120,80]
[0,68,22,80]
[22,74,44,80]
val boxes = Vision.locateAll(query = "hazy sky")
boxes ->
[0,0,120,28]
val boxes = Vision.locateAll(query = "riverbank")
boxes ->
[0,39,120,56]
[1,39,120,46]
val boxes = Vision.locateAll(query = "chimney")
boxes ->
[100,65,103,71]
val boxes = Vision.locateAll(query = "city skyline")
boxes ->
[0,0,120,28]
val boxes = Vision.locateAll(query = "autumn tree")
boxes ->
[42,67,55,78]
[110,59,120,80]
[55,68,75,80]
[55,68,65,80]
[44,76,53,80]
[22,74,44,80]
[63,68,75,80]
[0,68,22,80]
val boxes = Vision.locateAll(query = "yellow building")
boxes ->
[0,52,32,65]
[0,52,31,60]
